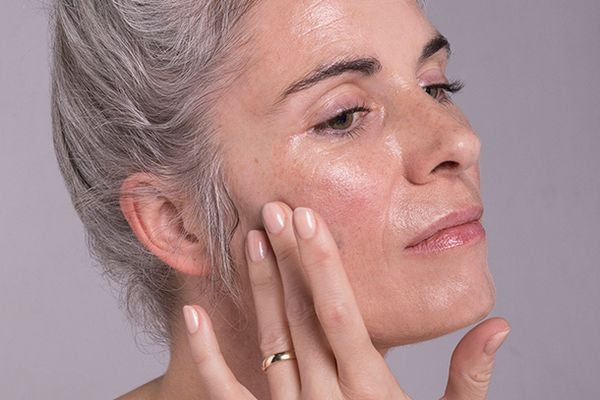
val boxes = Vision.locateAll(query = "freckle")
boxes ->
[253,157,258,164]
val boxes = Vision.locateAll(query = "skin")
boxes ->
[117,0,509,399]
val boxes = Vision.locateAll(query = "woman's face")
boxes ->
[216,0,495,347]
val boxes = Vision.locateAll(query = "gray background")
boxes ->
[1,0,598,398]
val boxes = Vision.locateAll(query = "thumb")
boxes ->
[441,317,510,400]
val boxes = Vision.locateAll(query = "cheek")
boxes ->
[273,155,395,317]
[274,156,390,253]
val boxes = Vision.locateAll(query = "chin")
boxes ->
[373,290,495,351]
[369,255,496,351]
[428,275,496,341]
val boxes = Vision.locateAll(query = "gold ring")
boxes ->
[261,350,296,372]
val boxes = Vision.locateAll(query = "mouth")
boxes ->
[404,205,485,254]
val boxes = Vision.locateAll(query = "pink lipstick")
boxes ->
[405,205,485,255]
[405,220,485,254]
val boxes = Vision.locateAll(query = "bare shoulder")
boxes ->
[115,376,162,400]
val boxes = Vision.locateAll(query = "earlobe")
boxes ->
[119,173,209,277]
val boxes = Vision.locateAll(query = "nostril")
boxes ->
[432,160,460,173]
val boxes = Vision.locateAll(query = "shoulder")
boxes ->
[115,376,162,400]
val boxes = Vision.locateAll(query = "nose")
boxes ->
[401,104,481,185]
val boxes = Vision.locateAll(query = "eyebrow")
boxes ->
[274,32,451,105]
[274,56,382,105]
[419,33,451,64]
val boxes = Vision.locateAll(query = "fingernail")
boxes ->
[183,305,200,335]
[484,329,510,355]
[247,230,267,262]
[262,203,286,234]
[294,207,316,239]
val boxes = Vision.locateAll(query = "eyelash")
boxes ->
[313,104,370,139]
[422,80,464,103]
[312,80,464,139]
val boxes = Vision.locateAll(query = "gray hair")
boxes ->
[50,0,255,347]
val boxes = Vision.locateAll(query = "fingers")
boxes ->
[245,230,301,398]
[260,202,339,388]
[257,201,407,399]
[442,317,511,400]
[182,305,254,399]
[290,206,386,380]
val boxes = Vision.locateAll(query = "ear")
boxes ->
[119,173,208,277]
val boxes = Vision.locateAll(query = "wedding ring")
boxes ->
[261,350,296,372]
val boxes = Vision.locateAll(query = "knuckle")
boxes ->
[190,350,208,366]
[285,294,317,328]
[258,324,292,355]
[302,244,333,271]
[450,363,493,390]
[339,377,389,400]
[339,377,371,397]
[249,263,278,290]
[302,388,336,400]
[191,347,216,366]
[275,243,298,266]
[319,299,353,332]
[467,367,493,386]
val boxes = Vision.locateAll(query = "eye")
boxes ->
[313,106,370,137]
[421,80,464,102]
[423,85,443,99]
[328,110,357,130]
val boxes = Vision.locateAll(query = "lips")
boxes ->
[405,205,484,249]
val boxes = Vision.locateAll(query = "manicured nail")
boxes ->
[262,203,286,234]
[247,230,267,262]
[183,305,200,335]
[294,207,316,239]
[484,329,510,355]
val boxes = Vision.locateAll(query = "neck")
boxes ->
[155,295,391,399]
[157,297,271,399]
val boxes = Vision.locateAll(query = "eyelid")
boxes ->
[417,67,450,87]
[298,82,370,123]
[309,93,371,127]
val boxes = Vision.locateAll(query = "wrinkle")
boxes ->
[293,0,346,39]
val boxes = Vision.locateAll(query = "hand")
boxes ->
[182,201,510,399]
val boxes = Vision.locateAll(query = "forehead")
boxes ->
[250,0,431,62]
[231,0,434,106]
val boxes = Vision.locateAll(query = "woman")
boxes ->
[51,0,510,398]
